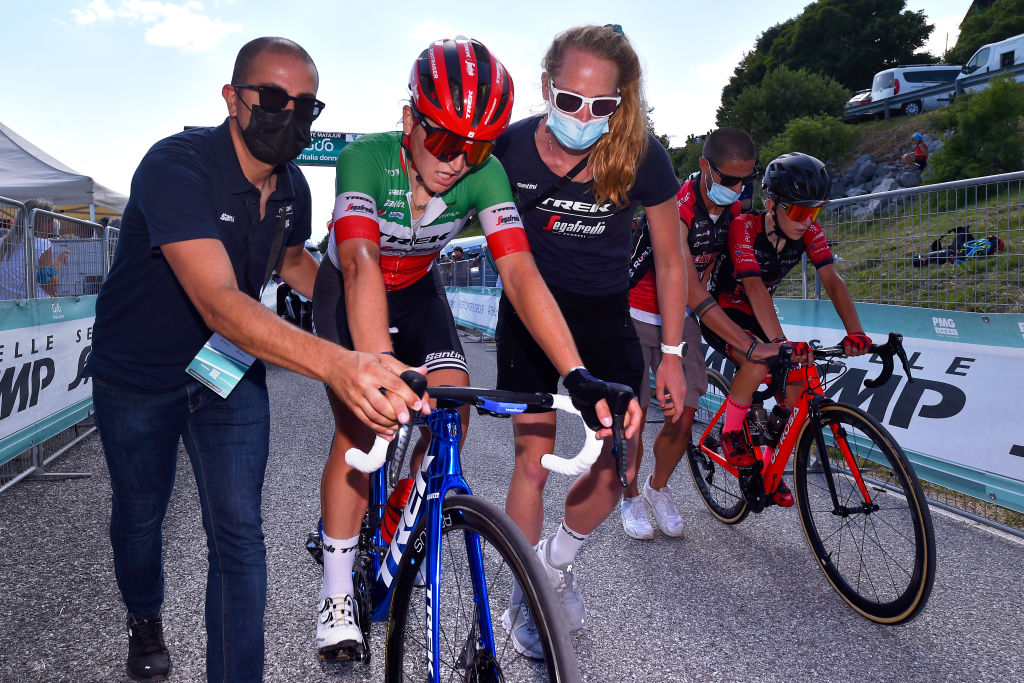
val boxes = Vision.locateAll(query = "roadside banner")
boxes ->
[443,288,1024,512]
[0,298,95,464]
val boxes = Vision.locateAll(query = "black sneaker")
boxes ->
[126,613,171,682]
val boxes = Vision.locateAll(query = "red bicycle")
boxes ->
[687,333,936,624]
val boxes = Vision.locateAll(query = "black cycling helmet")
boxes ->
[762,152,831,206]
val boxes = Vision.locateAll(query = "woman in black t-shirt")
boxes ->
[492,24,691,653]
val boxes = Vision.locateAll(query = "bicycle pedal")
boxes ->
[305,532,323,566]
[318,640,370,664]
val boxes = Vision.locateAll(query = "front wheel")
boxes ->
[793,403,936,624]
[384,494,579,682]
[902,100,923,116]
[686,368,749,524]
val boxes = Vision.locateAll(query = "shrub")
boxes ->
[759,115,861,168]
[928,75,1024,183]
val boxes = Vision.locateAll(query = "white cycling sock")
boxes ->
[547,520,587,568]
[321,533,359,601]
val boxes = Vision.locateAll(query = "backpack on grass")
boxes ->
[912,226,1003,267]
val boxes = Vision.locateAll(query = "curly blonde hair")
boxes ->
[543,25,648,210]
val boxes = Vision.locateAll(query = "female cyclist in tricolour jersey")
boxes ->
[310,36,641,660]
[702,152,872,506]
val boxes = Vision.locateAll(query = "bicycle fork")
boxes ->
[807,400,879,517]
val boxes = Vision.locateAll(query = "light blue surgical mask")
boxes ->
[705,172,741,206]
[546,104,609,151]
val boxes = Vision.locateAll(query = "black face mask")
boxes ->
[237,105,311,167]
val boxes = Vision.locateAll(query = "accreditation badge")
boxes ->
[185,333,255,398]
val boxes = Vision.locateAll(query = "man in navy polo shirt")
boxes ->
[86,37,425,682]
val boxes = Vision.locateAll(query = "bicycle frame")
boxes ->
[362,405,497,681]
[697,363,877,511]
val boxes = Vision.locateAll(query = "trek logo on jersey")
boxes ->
[540,198,612,214]
[543,214,607,236]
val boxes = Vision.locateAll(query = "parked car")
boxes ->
[869,64,961,116]
[956,33,1024,95]
[842,89,872,122]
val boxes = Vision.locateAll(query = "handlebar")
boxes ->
[344,371,626,477]
[751,332,913,403]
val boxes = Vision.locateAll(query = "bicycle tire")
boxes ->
[793,403,936,624]
[383,494,580,682]
[686,369,749,524]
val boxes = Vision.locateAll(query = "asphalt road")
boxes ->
[1,333,1022,682]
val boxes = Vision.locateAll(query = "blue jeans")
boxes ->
[93,364,270,683]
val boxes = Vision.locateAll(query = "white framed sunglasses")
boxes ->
[548,82,621,118]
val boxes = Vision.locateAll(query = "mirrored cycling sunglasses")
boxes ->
[704,157,760,187]
[780,201,827,222]
[549,83,621,118]
[415,112,495,167]
[232,84,325,122]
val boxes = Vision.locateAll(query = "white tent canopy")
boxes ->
[0,120,128,220]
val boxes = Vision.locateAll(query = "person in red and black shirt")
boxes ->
[702,152,870,506]
[621,126,780,539]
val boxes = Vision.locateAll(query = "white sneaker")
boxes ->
[620,495,655,540]
[316,594,362,656]
[536,536,586,631]
[642,475,684,537]
[501,601,543,660]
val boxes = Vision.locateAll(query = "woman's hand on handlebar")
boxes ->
[563,368,641,440]
[591,395,642,440]
[328,352,430,436]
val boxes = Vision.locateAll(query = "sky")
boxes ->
[1,0,971,242]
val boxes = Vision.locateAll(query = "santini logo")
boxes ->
[219,213,235,223]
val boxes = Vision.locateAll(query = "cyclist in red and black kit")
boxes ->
[702,152,871,505]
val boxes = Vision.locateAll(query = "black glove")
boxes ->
[563,368,634,432]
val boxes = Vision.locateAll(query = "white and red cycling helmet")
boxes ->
[409,37,514,141]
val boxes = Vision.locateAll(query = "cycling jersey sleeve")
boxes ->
[804,222,835,268]
[472,158,531,259]
[331,140,385,245]
[730,214,762,280]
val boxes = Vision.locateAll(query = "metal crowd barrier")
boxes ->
[437,254,500,288]
[1,201,117,493]
[780,171,1024,314]
[0,200,116,302]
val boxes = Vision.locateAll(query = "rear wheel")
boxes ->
[793,403,935,624]
[384,494,578,682]
[686,369,749,524]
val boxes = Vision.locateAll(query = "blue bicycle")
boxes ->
[308,371,628,682]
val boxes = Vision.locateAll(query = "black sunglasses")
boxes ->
[233,84,325,122]
[704,157,759,187]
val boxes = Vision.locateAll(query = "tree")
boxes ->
[717,66,849,149]
[928,75,1024,183]
[720,0,932,114]
[947,0,1024,65]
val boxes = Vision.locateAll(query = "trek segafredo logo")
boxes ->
[540,198,612,237]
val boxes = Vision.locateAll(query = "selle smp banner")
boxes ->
[443,288,1024,513]
[0,298,95,465]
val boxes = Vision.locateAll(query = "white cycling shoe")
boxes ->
[316,594,363,658]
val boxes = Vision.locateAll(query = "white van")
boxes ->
[955,33,1024,95]
[870,64,961,116]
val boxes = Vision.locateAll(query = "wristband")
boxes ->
[660,341,688,358]
[745,341,759,360]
